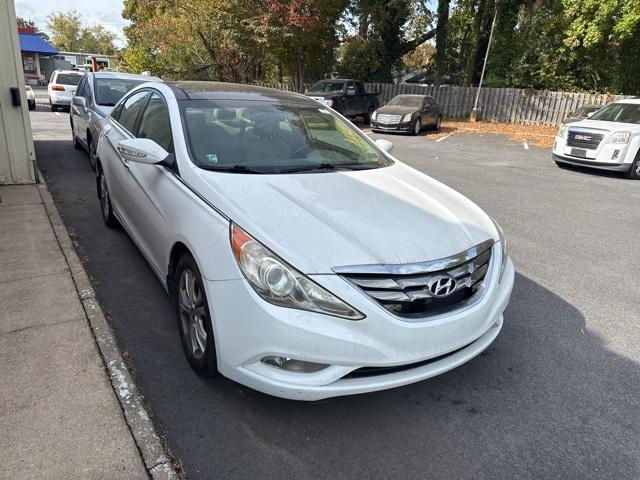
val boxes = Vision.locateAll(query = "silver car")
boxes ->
[71,72,160,169]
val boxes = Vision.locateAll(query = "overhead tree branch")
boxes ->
[399,27,437,56]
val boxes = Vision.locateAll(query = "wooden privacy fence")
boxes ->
[255,81,631,126]
[365,83,631,126]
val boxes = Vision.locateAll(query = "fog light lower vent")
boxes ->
[262,356,329,373]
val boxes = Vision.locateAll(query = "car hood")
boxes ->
[190,162,498,274]
[376,105,418,116]
[305,92,343,100]
[568,119,640,133]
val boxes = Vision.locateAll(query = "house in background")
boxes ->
[18,27,58,85]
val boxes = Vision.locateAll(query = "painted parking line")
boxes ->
[436,133,453,143]
[55,112,60,116]
[523,140,529,150]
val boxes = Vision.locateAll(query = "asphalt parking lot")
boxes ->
[32,106,640,479]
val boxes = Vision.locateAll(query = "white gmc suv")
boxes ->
[553,99,640,179]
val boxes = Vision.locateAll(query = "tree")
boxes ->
[47,11,117,55]
[17,17,50,40]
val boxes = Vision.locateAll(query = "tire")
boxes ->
[173,253,218,376]
[50,103,58,112]
[88,135,97,171]
[71,122,82,150]
[364,106,375,124]
[433,115,442,131]
[28,100,35,111]
[626,154,640,180]
[97,168,118,228]
[411,117,421,136]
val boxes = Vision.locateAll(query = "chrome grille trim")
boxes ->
[376,114,403,124]
[333,239,494,276]
[334,240,495,318]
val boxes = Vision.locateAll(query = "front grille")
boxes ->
[376,114,402,124]
[334,240,494,319]
[567,130,604,149]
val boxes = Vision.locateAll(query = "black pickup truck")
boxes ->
[305,79,379,122]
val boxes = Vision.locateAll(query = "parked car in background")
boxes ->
[95,81,514,400]
[553,99,640,179]
[562,105,602,124]
[25,85,35,110]
[71,72,161,169]
[48,70,83,112]
[371,94,443,135]
[305,79,379,122]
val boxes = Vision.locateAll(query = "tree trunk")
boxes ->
[434,0,450,74]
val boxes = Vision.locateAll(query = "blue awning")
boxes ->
[19,34,58,55]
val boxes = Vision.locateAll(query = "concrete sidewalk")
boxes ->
[0,184,171,478]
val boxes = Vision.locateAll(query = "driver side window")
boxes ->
[137,92,173,152]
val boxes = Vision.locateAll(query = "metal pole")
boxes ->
[470,3,498,122]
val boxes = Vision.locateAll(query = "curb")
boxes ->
[36,177,179,480]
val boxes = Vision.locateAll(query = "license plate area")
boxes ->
[571,148,587,158]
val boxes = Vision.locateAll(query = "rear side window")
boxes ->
[55,74,82,86]
[117,90,149,133]
[138,93,173,152]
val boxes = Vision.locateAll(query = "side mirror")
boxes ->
[375,138,393,153]
[73,96,87,109]
[117,138,170,165]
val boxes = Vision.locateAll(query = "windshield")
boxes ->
[589,103,640,124]
[95,78,147,106]
[387,95,424,108]
[573,106,600,116]
[56,73,82,86]
[181,100,392,174]
[308,81,345,93]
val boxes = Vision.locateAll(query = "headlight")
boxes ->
[557,124,568,138]
[230,223,364,320]
[371,111,377,120]
[323,99,334,107]
[403,113,413,122]
[492,219,509,283]
[608,131,631,144]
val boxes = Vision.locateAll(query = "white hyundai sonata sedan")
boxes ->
[95,81,515,400]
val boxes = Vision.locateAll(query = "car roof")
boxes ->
[313,78,357,83]
[54,70,83,75]
[92,72,161,81]
[166,81,317,105]
[614,99,640,105]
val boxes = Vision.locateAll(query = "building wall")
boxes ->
[0,0,36,183]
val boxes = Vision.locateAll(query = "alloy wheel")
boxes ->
[414,118,421,135]
[178,269,208,360]
[89,139,97,170]
[100,173,110,220]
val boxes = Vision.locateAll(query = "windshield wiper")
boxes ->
[280,163,374,174]
[202,164,265,174]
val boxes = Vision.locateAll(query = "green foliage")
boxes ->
[46,11,117,55]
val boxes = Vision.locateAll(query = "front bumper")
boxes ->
[204,248,515,401]
[552,135,634,172]
[370,120,413,132]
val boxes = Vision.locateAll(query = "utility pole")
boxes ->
[470,3,498,122]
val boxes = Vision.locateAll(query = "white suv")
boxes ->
[553,99,640,179]
[48,70,83,112]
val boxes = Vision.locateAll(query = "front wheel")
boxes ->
[174,254,218,376]
[364,106,375,124]
[411,117,421,136]
[626,155,640,180]
[97,168,118,228]
[88,136,97,171]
